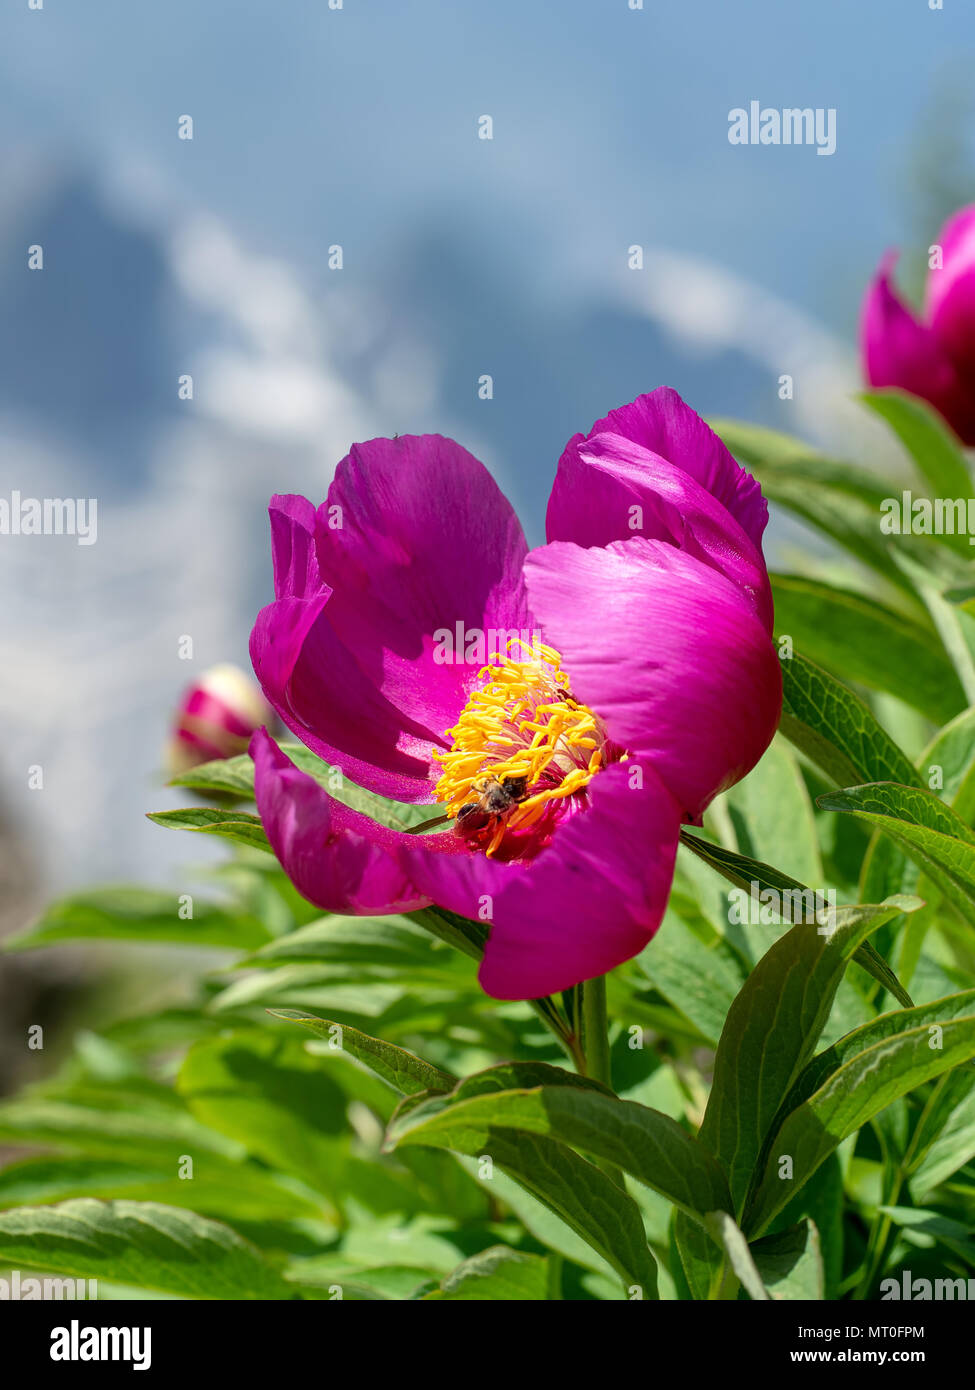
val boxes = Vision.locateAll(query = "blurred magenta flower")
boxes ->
[861,205,975,444]
[249,388,782,999]
[168,663,274,774]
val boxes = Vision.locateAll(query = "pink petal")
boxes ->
[253,498,441,799]
[404,756,683,1000]
[251,729,469,916]
[524,537,782,822]
[925,204,975,381]
[250,594,442,801]
[314,433,535,746]
[861,251,975,445]
[549,387,769,556]
[548,429,772,631]
[269,494,322,600]
[251,440,537,803]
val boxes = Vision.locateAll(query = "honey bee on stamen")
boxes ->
[453,773,529,841]
[404,773,529,847]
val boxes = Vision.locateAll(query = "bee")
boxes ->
[453,774,528,840]
[405,773,529,844]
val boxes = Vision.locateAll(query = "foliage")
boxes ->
[2,391,974,1301]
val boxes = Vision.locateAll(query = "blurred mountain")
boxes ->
[0,176,178,487]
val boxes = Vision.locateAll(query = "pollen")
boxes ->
[432,637,610,853]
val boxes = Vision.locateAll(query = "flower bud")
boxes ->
[861,205,975,444]
[168,663,273,774]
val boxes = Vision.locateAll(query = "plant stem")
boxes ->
[529,996,580,1068]
[546,1252,564,1300]
[853,1086,936,1300]
[576,974,624,1189]
[578,974,613,1088]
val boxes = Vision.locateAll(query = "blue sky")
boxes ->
[4,0,972,308]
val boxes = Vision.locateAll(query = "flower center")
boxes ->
[432,638,613,856]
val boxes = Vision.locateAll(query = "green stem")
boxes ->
[576,975,624,1189]
[546,1252,563,1301]
[853,1087,938,1299]
[528,996,580,1069]
[854,1169,903,1300]
[715,1259,741,1301]
[578,974,613,1088]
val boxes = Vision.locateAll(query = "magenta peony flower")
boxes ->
[168,663,274,774]
[861,205,975,445]
[248,388,782,1000]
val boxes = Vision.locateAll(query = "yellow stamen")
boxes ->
[432,637,607,853]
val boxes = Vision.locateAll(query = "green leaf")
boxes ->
[712,419,915,590]
[0,1199,292,1299]
[170,742,433,830]
[878,1207,975,1266]
[168,752,260,799]
[907,1066,975,1198]
[748,1220,824,1300]
[772,573,963,724]
[778,653,920,789]
[0,1153,321,1222]
[818,782,975,928]
[177,1031,349,1195]
[637,906,747,1048]
[918,706,975,823]
[267,1010,456,1096]
[284,1247,441,1300]
[146,807,272,853]
[0,1091,243,1167]
[860,389,975,517]
[387,1080,732,1225]
[703,1209,770,1301]
[778,1156,845,1298]
[4,886,270,953]
[875,702,975,974]
[673,1210,722,1300]
[409,906,490,962]
[425,1246,550,1300]
[389,1068,661,1294]
[206,965,407,1019]
[443,1061,612,1100]
[678,830,831,912]
[398,1122,658,1297]
[251,914,471,986]
[453,1152,625,1287]
[678,830,918,1007]
[744,1009,975,1234]
[783,989,975,1114]
[892,549,975,705]
[854,940,916,1010]
[722,737,823,887]
[697,898,919,1213]
[712,419,895,509]
[100,1009,226,1055]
